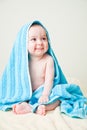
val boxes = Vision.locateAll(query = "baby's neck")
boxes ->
[30,55,44,62]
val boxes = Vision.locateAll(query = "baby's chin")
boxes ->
[34,51,46,56]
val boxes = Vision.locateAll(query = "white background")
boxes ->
[0,0,87,87]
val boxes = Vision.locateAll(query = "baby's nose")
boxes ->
[37,39,43,45]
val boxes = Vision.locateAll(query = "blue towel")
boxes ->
[0,20,87,118]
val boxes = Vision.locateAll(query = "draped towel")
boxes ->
[0,20,87,118]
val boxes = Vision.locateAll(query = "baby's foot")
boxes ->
[13,102,32,114]
[36,105,46,116]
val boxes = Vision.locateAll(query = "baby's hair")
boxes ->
[30,22,44,28]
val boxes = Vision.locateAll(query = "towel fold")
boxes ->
[0,20,87,118]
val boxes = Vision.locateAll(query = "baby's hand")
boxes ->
[38,95,49,104]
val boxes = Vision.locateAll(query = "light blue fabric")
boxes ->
[29,84,87,118]
[0,20,87,118]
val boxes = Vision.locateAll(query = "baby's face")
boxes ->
[28,25,48,57]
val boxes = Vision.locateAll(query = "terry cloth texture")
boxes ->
[0,20,87,118]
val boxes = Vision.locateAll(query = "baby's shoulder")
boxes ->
[44,54,53,63]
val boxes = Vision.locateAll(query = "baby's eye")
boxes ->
[31,38,36,41]
[42,37,47,41]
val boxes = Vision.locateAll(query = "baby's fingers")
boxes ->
[39,96,49,104]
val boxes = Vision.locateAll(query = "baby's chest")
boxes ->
[34,64,46,76]
[30,62,46,78]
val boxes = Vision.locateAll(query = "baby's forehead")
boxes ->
[28,24,47,37]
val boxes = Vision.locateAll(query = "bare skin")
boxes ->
[13,101,60,115]
[13,24,60,115]
[13,102,32,114]
[36,100,60,115]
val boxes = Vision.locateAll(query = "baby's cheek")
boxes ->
[46,44,49,50]
[28,46,34,53]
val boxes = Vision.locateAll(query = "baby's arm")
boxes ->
[39,56,54,103]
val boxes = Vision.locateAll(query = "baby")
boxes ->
[13,23,60,115]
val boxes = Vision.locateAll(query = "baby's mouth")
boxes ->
[35,48,44,50]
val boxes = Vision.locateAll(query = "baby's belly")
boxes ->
[32,79,44,91]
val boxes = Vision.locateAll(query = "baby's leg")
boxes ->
[36,100,60,116]
[13,102,32,114]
